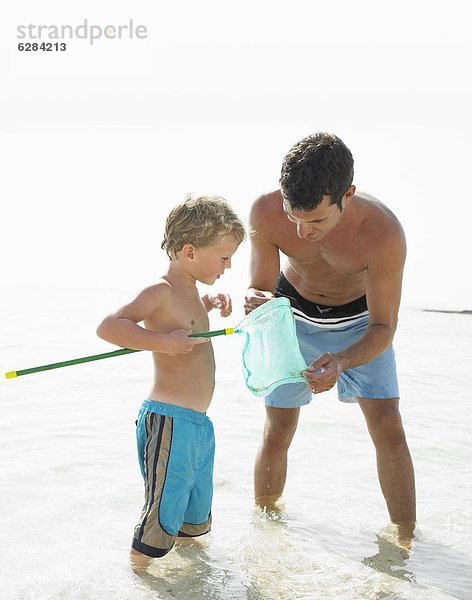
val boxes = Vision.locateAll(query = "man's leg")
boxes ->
[358,398,416,527]
[254,406,300,509]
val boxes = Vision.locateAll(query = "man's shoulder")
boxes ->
[355,192,404,237]
[250,189,283,221]
[353,193,406,261]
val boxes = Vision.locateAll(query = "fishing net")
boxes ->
[235,297,307,396]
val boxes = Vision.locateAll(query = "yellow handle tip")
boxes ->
[5,371,18,379]
[225,328,235,335]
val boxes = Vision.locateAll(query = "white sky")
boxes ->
[1,0,471,310]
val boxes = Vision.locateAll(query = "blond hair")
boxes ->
[161,194,246,259]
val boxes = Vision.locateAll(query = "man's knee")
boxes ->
[375,416,406,448]
[262,407,300,450]
[360,400,407,448]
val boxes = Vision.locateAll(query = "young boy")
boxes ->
[96,194,245,573]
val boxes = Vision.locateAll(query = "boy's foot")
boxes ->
[130,547,151,574]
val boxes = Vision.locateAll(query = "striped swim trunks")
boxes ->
[264,272,399,406]
[132,400,215,558]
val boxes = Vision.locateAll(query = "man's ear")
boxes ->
[181,243,195,260]
[342,185,356,208]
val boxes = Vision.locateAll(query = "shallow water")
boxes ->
[1,285,471,599]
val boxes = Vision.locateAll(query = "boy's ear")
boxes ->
[181,243,195,260]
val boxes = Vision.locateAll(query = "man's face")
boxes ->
[283,195,345,242]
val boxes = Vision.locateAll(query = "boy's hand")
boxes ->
[163,329,209,355]
[244,288,275,314]
[205,293,232,317]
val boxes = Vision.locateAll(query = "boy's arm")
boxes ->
[97,283,207,354]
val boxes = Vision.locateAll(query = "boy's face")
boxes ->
[193,234,240,285]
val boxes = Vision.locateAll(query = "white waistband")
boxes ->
[293,307,369,329]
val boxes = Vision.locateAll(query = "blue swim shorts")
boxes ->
[265,273,400,408]
[132,400,215,558]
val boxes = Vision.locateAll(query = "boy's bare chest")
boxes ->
[146,295,209,334]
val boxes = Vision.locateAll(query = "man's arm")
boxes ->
[305,225,406,392]
[245,195,281,313]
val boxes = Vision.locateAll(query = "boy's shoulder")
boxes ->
[127,279,175,321]
[140,278,173,299]
[134,278,174,309]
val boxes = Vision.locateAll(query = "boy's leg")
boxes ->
[179,416,214,537]
[132,410,179,561]
[132,402,210,567]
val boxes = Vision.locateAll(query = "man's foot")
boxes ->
[394,520,416,551]
[362,523,416,582]
[254,496,286,520]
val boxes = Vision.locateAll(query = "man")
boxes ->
[245,132,415,527]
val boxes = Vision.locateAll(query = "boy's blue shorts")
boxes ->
[132,400,214,558]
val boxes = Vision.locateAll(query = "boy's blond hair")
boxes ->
[161,194,246,259]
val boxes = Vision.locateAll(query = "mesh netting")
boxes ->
[235,297,307,396]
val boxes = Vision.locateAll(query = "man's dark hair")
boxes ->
[279,132,354,211]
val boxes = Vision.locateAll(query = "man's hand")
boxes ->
[204,293,232,317]
[303,352,343,394]
[162,329,209,355]
[244,288,275,314]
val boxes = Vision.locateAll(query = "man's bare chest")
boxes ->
[277,237,368,277]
